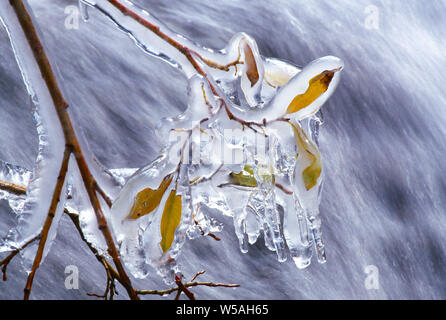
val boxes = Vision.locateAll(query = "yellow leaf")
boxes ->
[126,174,173,220]
[229,165,274,187]
[290,121,322,190]
[302,158,321,190]
[243,42,259,87]
[286,70,335,114]
[160,190,182,253]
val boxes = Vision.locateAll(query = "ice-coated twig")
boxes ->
[84,0,290,131]
[0,180,26,196]
[0,234,40,281]
[23,147,71,299]
[2,0,138,300]
[136,271,239,300]
[87,0,342,275]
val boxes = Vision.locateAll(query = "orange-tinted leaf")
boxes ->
[160,190,182,253]
[126,174,173,220]
[286,70,335,114]
[243,42,259,87]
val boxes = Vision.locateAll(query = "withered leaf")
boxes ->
[160,190,182,253]
[126,174,173,220]
[286,70,335,114]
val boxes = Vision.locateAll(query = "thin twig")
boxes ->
[23,146,71,300]
[65,210,121,300]
[0,234,40,281]
[105,0,266,131]
[175,274,195,300]
[190,270,205,282]
[0,180,26,196]
[194,218,221,241]
[86,258,117,300]
[136,279,240,298]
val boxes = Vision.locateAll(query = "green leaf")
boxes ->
[229,164,274,187]
[160,190,182,253]
[126,174,173,220]
[286,70,335,115]
[229,165,257,187]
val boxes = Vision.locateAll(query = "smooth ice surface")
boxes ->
[0,1,66,268]
[1,0,446,299]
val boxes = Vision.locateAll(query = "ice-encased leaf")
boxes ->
[126,174,173,220]
[290,121,322,190]
[238,34,264,107]
[160,190,182,253]
[229,165,258,187]
[111,152,178,279]
[272,56,344,120]
[264,57,301,87]
[286,70,335,115]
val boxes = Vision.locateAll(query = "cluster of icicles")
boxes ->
[0,0,343,284]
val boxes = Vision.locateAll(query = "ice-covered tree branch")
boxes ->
[1,0,343,300]
[0,0,138,300]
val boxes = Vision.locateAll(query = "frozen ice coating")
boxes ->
[66,161,108,255]
[80,0,196,76]
[264,57,301,88]
[0,0,355,296]
[0,0,444,300]
[0,162,31,216]
[110,153,177,278]
[0,1,66,260]
[40,158,72,262]
[237,34,265,107]
[81,0,344,281]
[155,75,216,139]
[107,168,138,186]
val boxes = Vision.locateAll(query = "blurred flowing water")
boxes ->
[1,0,446,299]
